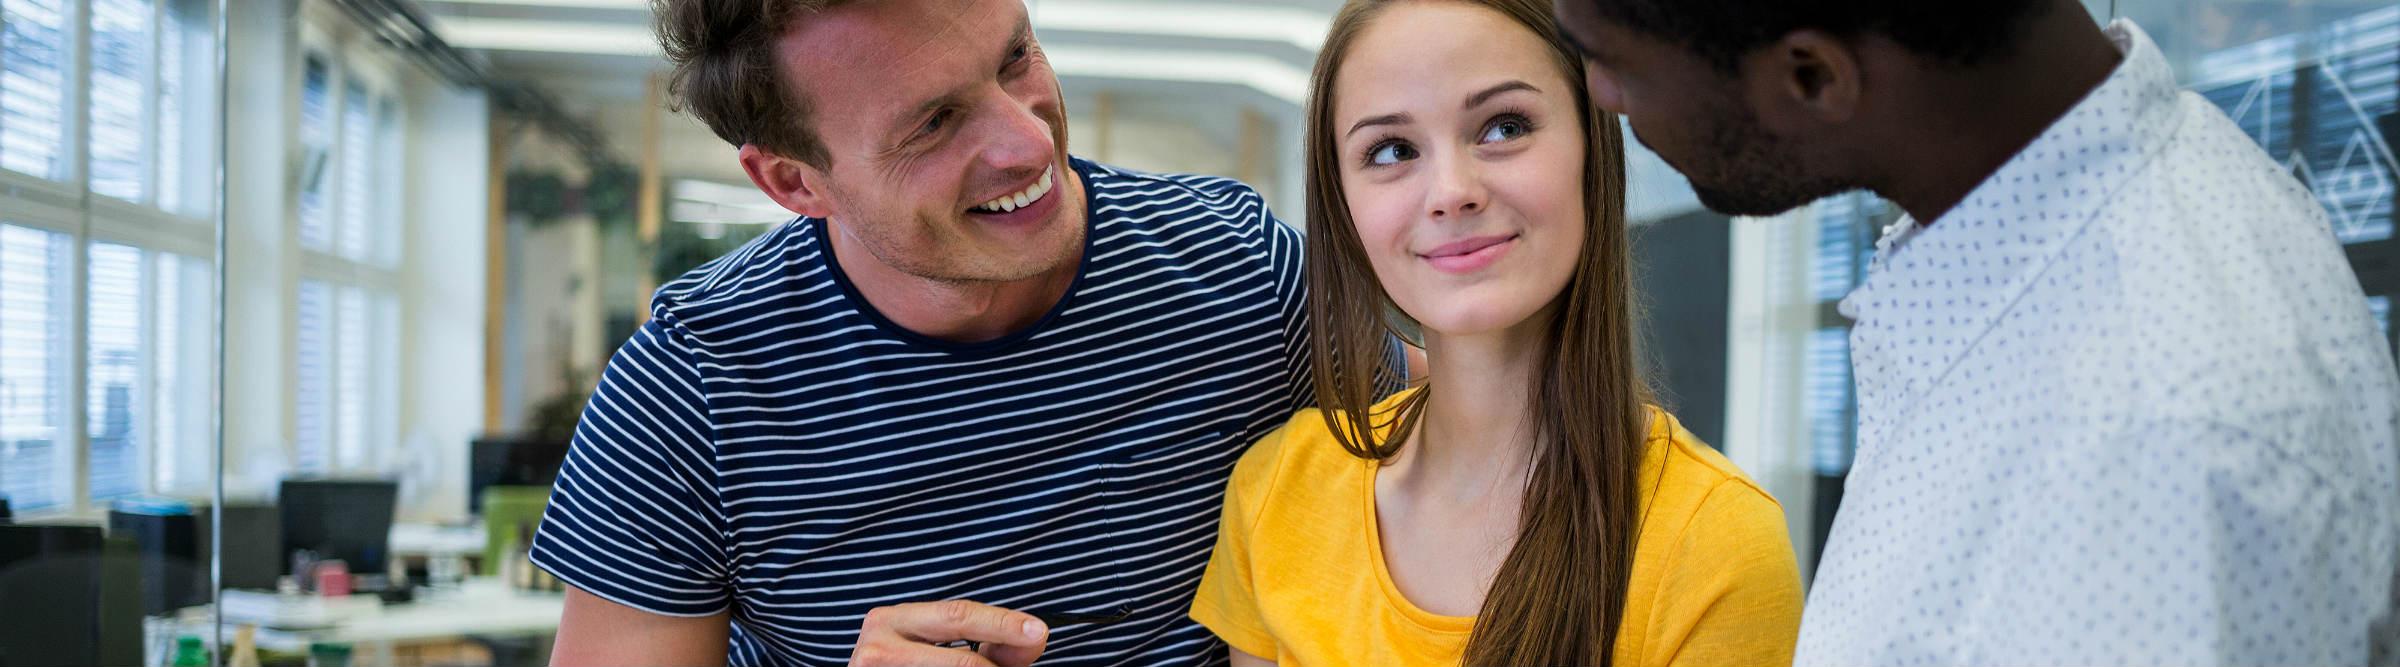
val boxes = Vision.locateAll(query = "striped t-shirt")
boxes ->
[531,158,1318,666]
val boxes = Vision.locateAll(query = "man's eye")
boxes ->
[919,110,954,138]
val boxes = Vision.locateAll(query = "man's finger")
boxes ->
[979,634,1047,667]
[848,639,999,667]
[876,600,1050,648]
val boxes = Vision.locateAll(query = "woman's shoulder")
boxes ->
[1228,403,1382,505]
[1638,406,1785,522]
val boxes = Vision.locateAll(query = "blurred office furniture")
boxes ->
[389,523,485,560]
[0,524,143,667]
[479,486,551,578]
[191,577,561,667]
[279,480,399,579]
[1631,209,1733,447]
[109,500,211,616]
[210,501,287,591]
[468,437,566,516]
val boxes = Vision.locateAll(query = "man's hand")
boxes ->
[851,600,1050,667]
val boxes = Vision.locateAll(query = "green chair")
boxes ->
[479,485,552,577]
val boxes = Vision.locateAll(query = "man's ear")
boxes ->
[1742,29,1865,128]
[739,144,836,219]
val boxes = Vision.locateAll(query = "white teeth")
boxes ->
[974,165,1057,213]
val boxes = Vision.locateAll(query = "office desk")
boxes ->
[388,522,487,560]
[184,578,562,666]
[319,578,562,645]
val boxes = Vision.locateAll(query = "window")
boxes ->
[86,0,151,202]
[148,251,207,493]
[154,0,208,216]
[1,0,71,180]
[292,48,400,476]
[298,55,333,252]
[338,82,372,262]
[294,279,331,472]
[0,224,70,511]
[81,242,211,500]
[2178,5,2396,244]
[86,242,142,500]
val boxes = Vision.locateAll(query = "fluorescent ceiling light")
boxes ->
[1034,0,1331,52]
[432,17,660,55]
[427,0,649,8]
[425,4,1321,102]
[1048,46,1310,105]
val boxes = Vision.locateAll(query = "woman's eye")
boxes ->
[1480,117,1531,144]
[1367,141,1418,166]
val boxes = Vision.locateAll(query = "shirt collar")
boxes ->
[1839,19,2186,435]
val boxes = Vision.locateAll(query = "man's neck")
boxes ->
[830,174,1086,344]
[1870,4,2125,223]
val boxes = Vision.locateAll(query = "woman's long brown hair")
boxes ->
[1303,1,1648,664]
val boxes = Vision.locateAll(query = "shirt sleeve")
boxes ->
[1190,423,1293,659]
[530,314,733,617]
[1649,482,1804,667]
[1259,197,1321,415]
[1960,416,2400,666]
[1262,193,1407,409]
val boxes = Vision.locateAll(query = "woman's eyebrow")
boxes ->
[1347,112,1413,139]
[1464,80,1540,109]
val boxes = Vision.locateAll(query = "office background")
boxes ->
[0,0,2392,665]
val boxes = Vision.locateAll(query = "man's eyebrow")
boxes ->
[1346,112,1412,139]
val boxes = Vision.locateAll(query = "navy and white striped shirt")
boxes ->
[532,158,1316,666]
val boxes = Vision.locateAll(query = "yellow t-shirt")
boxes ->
[1190,390,1803,666]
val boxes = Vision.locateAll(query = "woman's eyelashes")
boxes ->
[1479,112,1536,145]
[1364,138,1418,167]
[1358,110,1541,169]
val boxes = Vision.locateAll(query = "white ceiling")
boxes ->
[420,0,1335,106]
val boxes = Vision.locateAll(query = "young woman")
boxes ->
[1188,1,1803,665]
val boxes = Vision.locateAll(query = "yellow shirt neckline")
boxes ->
[1360,450,1480,634]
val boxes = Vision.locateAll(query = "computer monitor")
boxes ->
[108,504,207,616]
[278,479,399,577]
[469,437,566,515]
[208,501,284,591]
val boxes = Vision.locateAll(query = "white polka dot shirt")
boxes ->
[1796,20,2400,667]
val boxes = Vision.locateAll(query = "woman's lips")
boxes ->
[1419,233,1520,274]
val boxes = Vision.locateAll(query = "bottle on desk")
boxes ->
[169,636,207,667]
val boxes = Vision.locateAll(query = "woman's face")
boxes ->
[1333,1,1588,339]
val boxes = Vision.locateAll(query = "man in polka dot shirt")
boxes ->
[1556,0,2400,664]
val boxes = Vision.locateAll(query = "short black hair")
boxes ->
[1577,0,2054,73]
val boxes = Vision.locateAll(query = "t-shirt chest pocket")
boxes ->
[1102,415,1252,498]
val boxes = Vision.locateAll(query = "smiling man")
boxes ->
[529,1,1349,665]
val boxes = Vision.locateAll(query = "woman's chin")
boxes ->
[1409,302,1549,340]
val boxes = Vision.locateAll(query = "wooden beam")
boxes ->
[1092,91,1116,163]
[1236,106,1268,189]
[637,73,665,321]
[483,114,511,434]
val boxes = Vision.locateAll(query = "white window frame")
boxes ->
[288,9,404,477]
[0,0,216,517]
